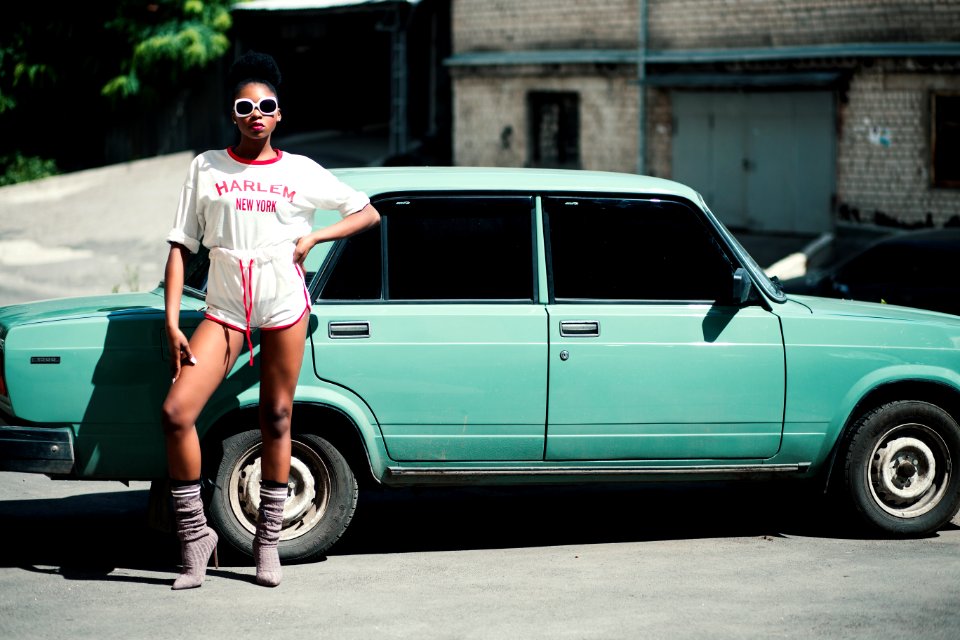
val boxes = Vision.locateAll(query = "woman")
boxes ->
[161,51,380,590]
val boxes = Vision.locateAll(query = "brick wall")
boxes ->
[453,1,960,53]
[452,67,639,172]
[449,0,960,227]
[453,0,637,52]
[646,88,672,178]
[837,66,960,226]
[649,0,960,50]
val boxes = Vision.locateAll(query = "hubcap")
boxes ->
[869,423,950,518]
[875,437,935,500]
[228,439,332,541]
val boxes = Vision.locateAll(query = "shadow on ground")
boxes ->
[334,482,864,556]
[5,480,949,573]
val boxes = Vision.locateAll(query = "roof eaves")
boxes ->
[233,0,416,11]
[445,42,960,67]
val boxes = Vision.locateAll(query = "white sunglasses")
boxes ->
[234,97,279,117]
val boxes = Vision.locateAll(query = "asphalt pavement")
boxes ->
[1,473,958,639]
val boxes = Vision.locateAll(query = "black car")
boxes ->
[781,228,960,316]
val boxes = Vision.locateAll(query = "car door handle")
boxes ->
[560,321,600,337]
[328,321,370,339]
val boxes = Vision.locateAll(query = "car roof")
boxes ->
[331,166,703,202]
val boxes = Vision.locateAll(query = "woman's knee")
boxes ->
[260,402,292,439]
[161,397,196,436]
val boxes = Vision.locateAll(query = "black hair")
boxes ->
[227,51,281,99]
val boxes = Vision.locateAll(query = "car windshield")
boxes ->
[696,193,786,303]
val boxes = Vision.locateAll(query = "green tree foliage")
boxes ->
[103,0,233,100]
[0,153,58,187]
[0,1,233,178]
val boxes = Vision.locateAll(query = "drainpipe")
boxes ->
[379,3,410,157]
[637,0,648,175]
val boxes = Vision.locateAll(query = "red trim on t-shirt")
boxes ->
[226,147,283,165]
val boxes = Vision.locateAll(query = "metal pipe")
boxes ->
[637,0,648,175]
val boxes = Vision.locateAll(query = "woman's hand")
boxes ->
[293,234,318,266]
[293,204,381,266]
[167,327,196,383]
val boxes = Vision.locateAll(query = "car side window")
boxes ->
[836,244,901,286]
[384,196,536,301]
[183,246,210,294]
[544,196,733,302]
[841,241,954,289]
[316,196,537,302]
[316,224,383,301]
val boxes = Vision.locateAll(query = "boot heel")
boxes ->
[212,546,219,570]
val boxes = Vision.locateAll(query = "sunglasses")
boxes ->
[234,97,279,117]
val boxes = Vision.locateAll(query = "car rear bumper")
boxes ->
[0,417,75,474]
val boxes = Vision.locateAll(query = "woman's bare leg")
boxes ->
[161,320,245,480]
[257,313,309,483]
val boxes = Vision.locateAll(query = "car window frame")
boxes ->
[312,192,541,305]
[541,193,743,305]
[697,193,785,305]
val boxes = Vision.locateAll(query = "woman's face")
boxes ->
[232,82,281,141]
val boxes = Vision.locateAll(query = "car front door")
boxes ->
[543,196,785,461]
[311,195,548,462]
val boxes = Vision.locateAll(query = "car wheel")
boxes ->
[842,400,960,535]
[208,429,358,562]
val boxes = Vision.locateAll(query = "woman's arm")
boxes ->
[293,203,381,265]
[164,243,196,381]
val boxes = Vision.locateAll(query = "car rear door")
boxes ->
[310,195,548,461]
[543,196,786,461]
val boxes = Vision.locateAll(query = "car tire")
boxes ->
[207,429,358,562]
[841,400,960,536]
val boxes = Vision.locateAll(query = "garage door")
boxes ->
[672,91,835,234]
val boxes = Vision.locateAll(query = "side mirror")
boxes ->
[731,267,753,305]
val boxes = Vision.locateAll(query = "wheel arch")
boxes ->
[823,378,960,491]
[197,391,388,489]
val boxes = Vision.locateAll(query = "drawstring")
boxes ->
[239,258,255,366]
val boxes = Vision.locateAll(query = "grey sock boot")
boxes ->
[254,484,287,587]
[171,483,218,590]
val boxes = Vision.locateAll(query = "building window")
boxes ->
[528,92,580,169]
[932,93,960,188]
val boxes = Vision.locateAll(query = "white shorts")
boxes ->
[205,245,310,363]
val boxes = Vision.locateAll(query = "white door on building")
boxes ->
[671,91,835,234]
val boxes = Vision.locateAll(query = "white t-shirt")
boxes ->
[166,148,370,253]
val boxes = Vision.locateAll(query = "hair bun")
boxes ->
[228,51,282,91]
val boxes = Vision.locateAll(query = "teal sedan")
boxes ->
[2,167,959,561]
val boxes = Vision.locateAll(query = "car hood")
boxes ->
[787,294,960,324]
[0,289,170,328]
